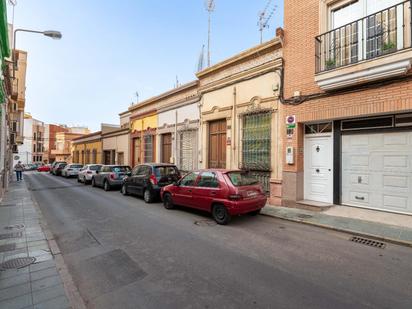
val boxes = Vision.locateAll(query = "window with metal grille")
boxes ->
[241,113,271,171]
[144,135,154,163]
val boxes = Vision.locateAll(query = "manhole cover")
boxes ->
[297,214,313,219]
[0,232,23,240]
[0,257,36,270]
[0,243,16,253]
[350,236,386,249]
[194,220,217,227]
[4,224,25,230]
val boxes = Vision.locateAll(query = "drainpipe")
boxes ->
[232,87,237,169]
[175,110,178,165]
[198,97,203,168]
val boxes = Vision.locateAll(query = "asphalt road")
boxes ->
[24,172,412,309]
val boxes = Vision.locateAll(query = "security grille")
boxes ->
[144,135,154,163]
[180,130,197,172]
[240,112,271,195]
[241,112,271,171]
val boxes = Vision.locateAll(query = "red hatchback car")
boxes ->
[161,169,267,225]
[37,165,51,172]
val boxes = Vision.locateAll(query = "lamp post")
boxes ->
[12,28,62,78]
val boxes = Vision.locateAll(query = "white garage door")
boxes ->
[342,132,412,214]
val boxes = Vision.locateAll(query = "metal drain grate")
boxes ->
[0,257,36,270]
[4,224,25,230]
[350,236,386,249]
[297,214,313,219]
[0,243,16,253]
[194,220,217,227]
[0,232,23,240]
[0,203,17,208]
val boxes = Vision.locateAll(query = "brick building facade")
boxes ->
[282,0,412,215]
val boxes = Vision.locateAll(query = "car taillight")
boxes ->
[110,173,115,180]
[149,174,158,185]
[228,194,242,201]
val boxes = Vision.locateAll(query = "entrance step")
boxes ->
[296,200,333,212]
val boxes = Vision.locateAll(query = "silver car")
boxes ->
[77,164,102,184]
[62,164,83,178]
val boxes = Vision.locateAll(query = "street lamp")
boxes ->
[13,28,62,78]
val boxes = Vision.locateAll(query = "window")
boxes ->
[144,135,154,163]
[241,113,271,171]
[154,166,178,178]
[137,165,151,176]
[180,172,199,187]
[305,122,333,134]
[197,172,219,188]
[92,149,97,163]
[111,166,131,173]
[227,172,259,187]
[33,144,36,153]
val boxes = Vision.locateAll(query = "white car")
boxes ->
[77,164,102,184]
[62,164,83,178]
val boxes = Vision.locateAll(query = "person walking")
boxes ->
[14,161,24,181]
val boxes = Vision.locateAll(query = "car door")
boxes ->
[192,171,221,211]
[173,172,199,207]
[126,166,140,194]
[96,166,107,186]
[134,165,150,196]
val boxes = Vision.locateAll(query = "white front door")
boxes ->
[304,136,334,203]
[342,132,412,214]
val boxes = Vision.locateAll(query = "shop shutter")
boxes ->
[180,130,197,172]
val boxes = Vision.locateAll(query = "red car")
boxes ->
[161,169,267,225]
[37,165,51,172]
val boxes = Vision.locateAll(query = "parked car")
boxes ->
[53,162,67,176]
[91,165,131,191]
[161,170,267,225]
[37,164,51,172]
[62,164,83,178]
[121,164,181,203]
[77,164,102,184]
[50,161,66,174]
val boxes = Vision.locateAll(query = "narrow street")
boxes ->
[24,172,412,309]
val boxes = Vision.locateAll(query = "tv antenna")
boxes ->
[258,0,276,44]
[205,0,215,67]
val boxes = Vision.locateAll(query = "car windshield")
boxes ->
[111,166,130,173]
[154,166,178,177]
[71,165,83,168]
[227,172,259,187]
[89,165,101,171]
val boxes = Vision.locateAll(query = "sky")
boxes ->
[8,0,284,131]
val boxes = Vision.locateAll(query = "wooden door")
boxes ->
[208,119,227,169]
[133,137,141,167]
[161,133,172,163]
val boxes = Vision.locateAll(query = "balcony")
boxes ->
[315,1,412,90]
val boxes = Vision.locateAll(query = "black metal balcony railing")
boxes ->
[316,1,412,73]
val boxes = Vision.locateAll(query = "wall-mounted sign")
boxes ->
[286,115,296,129]
[226,137,231,146]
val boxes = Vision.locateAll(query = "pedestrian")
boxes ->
[14,161,24,181]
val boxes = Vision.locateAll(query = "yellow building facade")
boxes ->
[71,132,103,165]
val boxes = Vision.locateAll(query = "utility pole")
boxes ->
[205,0,215,67]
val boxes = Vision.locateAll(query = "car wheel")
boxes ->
[83,176,88,185]
[163,193,174,209]
[121,184,128,196]
[212,204,231,225]
[77,176,80,183]
[143,189,153,203]
[249,209,261,216]
[104,181,111,191]
[91,178,96,187]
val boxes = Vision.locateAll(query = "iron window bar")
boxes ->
[315,0,411,73]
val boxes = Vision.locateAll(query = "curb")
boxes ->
[28,182,87,309]
[260,212,412,249]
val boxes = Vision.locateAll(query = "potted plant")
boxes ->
[383,41,396,53]
[325,58,336,70]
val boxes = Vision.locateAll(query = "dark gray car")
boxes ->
[91,165,131,191]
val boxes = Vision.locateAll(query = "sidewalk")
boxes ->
[0,179,71,309]
[262,205,412,247]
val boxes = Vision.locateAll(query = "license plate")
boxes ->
[246,191,258,198]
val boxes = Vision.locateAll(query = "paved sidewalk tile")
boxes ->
[0,180,71,309]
